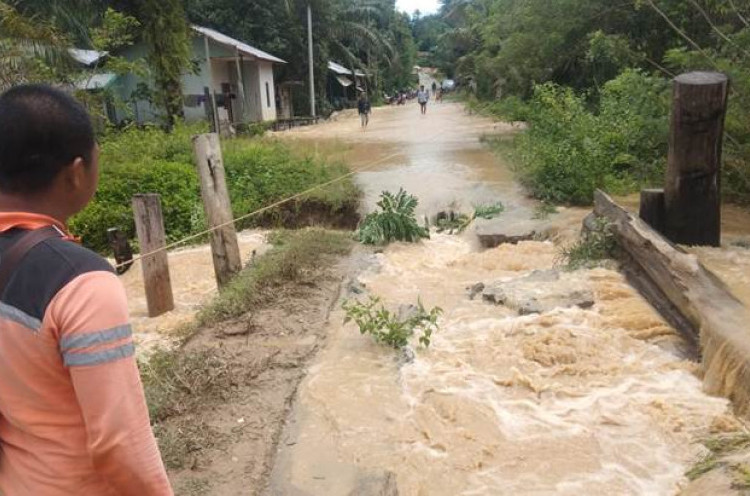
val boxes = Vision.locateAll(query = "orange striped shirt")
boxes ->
[0,213,172,495]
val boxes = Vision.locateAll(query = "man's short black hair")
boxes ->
[0,84,95,194]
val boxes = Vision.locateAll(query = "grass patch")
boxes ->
[686,432,750,481]
[197,229,353,326]
[704,433,750,456]
[139,348,236,470]
[154,420,227,471]
[686,455,722,481]
[139,348,237,422]
[559,217,617,270]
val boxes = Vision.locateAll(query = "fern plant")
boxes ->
[359,189,429,245]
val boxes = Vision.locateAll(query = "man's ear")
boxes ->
[64,157,88,190]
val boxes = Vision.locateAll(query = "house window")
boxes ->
[266,82,271,108]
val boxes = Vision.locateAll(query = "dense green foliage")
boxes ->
[416,0,750,205]
[343,296,442,349]
[512,70,670,204]
[358,189,429,245]
[69,125,359,253]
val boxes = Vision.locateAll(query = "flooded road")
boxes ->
[270,103,740,495]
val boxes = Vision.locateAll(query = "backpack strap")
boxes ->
[0,226,65,296]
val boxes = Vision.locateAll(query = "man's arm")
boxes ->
[49,271,172,496]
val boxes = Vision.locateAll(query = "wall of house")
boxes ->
[111,35,279,125]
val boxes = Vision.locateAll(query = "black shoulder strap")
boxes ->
[0,226,64,296]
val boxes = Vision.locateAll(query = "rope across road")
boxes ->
[115,122,454,270]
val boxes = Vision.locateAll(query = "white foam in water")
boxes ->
[295,235,735,495]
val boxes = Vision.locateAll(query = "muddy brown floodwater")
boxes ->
[269,103,743,495]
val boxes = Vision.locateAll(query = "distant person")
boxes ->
[436,88,443,103]
[0,85,172,495]
[358,94,371,128]
[417,85,430,115]
[431,81,437,96]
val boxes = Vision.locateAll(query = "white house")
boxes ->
[111,26,286,126]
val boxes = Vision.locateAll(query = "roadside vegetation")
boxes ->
[70,125,359,254]
[343,296,442,350]
[358,189,429,245]
[418,0,750,207]
[687,431,750,488]
[140,228,354,471]
[560,217,618,270]
[197,229,353,326]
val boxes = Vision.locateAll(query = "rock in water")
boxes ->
[481,269,594,314]
[467,282,485,300]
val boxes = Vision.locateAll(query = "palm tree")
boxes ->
[0,1,73,90]
[284,0,395,99]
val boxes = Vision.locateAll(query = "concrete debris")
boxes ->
[481,269,595,315]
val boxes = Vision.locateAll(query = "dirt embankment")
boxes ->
[161,253,352,496]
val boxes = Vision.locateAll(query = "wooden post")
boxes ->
[192,133,242,287]
[203,87,216,133]
[639,188,666,235]
[665,72,729,247]
[235,49,247,123]
[204,35,219,133]
[132,194,174,317]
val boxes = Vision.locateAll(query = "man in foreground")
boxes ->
[0,85,172,495]
[417,85,429,115]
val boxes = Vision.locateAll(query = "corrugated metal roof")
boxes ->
[328,61,352,75]
[193,26,286,64]
[69,49,107,66]
[335,75,353,87]
[76,73,117,90]
[328,61,367,77]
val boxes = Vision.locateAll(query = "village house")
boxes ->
[100,26,286,127]
[327,61,367,110]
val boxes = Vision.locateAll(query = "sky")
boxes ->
[396,0,440,16]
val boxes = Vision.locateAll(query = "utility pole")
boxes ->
[307,3,316,117]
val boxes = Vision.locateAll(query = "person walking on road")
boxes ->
[358,93,371,129]
[417,85,429,115]
[431,81,437,97]
[0,84,173,496]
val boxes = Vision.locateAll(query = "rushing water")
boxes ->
[270,103,743,495]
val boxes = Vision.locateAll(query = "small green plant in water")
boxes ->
[533,202,558,220]
[342,296,442,349]
[473,202,505,220]
[560,217,617,270]
[435,211,472,234]
[359,189,429,245]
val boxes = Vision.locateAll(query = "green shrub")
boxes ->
[512,70,669,205]
[359,189,429,245]
[560,217,617,270]
[342,296,442,349]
